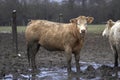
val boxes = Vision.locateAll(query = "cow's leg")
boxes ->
[74,52,80,73]
[111,45,118,67]
[27,42,40,72]
[31,42,40,71]
[114,48,118,67]
[65,46,72,73]
[116,44,120,66]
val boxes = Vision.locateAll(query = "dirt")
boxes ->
[0,32,120,80]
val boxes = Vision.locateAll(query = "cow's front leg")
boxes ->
[74,52,80,73]
[111,45,118,67]
[65,46,72,73]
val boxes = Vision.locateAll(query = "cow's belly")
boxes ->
[42,45,64,51]
[39,38,64,51]
[38,31,65,51]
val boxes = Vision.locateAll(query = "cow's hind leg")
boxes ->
[27,42,40,72]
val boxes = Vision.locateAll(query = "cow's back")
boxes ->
[25,20,74,51]
[25,20,61,40]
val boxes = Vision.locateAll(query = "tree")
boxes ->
[0,0,120,25]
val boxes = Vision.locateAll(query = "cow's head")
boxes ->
[70,16,94,34]
[102,19,115,37]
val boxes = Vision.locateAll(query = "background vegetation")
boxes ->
[0,0,120,26]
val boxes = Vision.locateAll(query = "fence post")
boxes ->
[59,13,63,23]
[12,10,19,56]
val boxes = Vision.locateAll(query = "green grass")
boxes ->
[0,26,26,33]
[88,24,105,34]
[0,25,105,34]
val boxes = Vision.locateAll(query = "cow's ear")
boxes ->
[107,19,115,24]
[87,17,94,23]
[107,19,115,27]
[70,18,77,23]
[107,19,113,24]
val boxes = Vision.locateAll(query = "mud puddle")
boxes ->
[3,61,120,80]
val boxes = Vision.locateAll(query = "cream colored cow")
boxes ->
[102,19,120,67]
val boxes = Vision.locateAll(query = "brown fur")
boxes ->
[25,16,94,73]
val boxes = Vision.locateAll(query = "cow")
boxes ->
[102,19,120,67]
[25,16,94,74]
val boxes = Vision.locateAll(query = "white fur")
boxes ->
[102,20,120,65]
[77,21,87,33]
[102,20,120,45]
[102,25,110,37]
[110,21,120,45]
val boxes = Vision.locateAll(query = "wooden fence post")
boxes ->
[12,10,19,56]
[59,13,63,23]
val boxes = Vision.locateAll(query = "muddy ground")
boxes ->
[0,32,120,80]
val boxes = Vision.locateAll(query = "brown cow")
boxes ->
[25,16,94,73]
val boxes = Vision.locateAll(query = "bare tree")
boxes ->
[0,0,120,25]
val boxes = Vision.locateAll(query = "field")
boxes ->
[0,25,120,80]
[0,25,105,33]
[0,26,26,33]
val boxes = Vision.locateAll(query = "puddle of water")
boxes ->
[37,68,67,80]
[21,74,31,79]
[4,74,13,80]
[112,71,120,78]
[80,61,102,70]
[3,61,120,80]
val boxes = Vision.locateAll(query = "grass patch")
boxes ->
[88,24,105,34]
[0,26,26,33]
[17,26,26,32]
[0,25,105,34]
